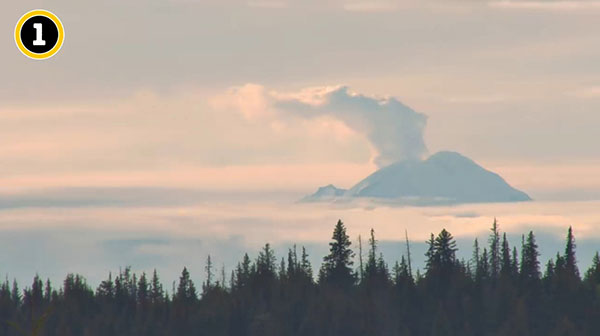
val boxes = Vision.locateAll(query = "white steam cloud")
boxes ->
[276,86,428,167]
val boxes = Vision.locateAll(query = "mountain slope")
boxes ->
[303,151,531,205]
[346,151,531,204]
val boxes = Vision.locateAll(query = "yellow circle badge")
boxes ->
[15,10,65,60]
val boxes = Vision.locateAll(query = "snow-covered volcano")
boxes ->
[302,151,531,205]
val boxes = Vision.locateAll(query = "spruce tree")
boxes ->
[365,228,378,279]
[44,279,52,305]
[479,248,490,281]
[150,269,164,304]
[279,258,287,281]
[544,259,555,283]
[234,253,252,289]
[11,280,21,306]
[489,218,501,279]
[500,233,512,278]
[300,246,313,280]
[471,238,480,276]
[564,226,580,279]
[204,255,214,292]
[426,233,437,273]
[97,273,115,299]
[511,246,519,278]
[286,246,297,279]
[435,229,457,272]
[520,231,541,284]
[137,272,149,306]
[358,234,364,282]
[219,264,226,289]
[176,267,196,304]
[584,252,600,286]
[257,243,277,277]
[319,220,355,286]
[405,229,413,277]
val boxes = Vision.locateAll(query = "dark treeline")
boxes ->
[2,219,600,335]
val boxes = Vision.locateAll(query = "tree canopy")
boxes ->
[0,219,598,336]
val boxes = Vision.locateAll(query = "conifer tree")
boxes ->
[234,253,253,289]
[257,243,277,277]
[97,272,114,299]
[545,259,555,283]
[365,228,378,279]
[479,248,490,281]
[300,246,313,280]
[137,272,149,306]
[220,264,226,289]
[555,253,565,275]
[511,246,519,278]
[11,280,21,306]
[377,253,389,279]
[279,258,287,281]
[204,255,214,292]
[434,229,458,272]
[520,231,541,284]
[287,245,298,278]
[176,267,196,303]
[584,252,600,286]
[489,218,501,279]
[358,234,364,282]
[393,256,412,287]
[426,233,437,273]
[471,238,480,276]
[501,233,512,278]
[319,220,355,286]
[150,269,164,304]
[44,279,52,304]
[405,229,413,278]
[564,226,580,279]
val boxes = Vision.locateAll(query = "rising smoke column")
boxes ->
[276,86,428,167]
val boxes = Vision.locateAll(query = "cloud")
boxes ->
[2,194,600,286]
[571,86,600,98]
[489,1,600,10]
[211,83,274,120]
[0,85,377,191]
[343,1,400,12]
[247,0,287,8]
[444,94,509,104]
[275,86,428,167]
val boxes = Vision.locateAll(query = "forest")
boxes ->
[2,219,600,336]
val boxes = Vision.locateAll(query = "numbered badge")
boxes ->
[15,10,65,60]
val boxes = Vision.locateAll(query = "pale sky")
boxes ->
[2,0,600,198]
[1,0,600,285]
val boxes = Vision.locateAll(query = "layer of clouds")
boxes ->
[1,196,599,286]
[489,1,600,10]
[0,85,382,190]
[3,0,600,105]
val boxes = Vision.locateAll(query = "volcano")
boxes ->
[302,151,531,205]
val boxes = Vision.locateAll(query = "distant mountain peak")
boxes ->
[302,151,531,206]
[300,184,347,203]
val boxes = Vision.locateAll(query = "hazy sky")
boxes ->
[2,0,600,197]
[1,0,600,285]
